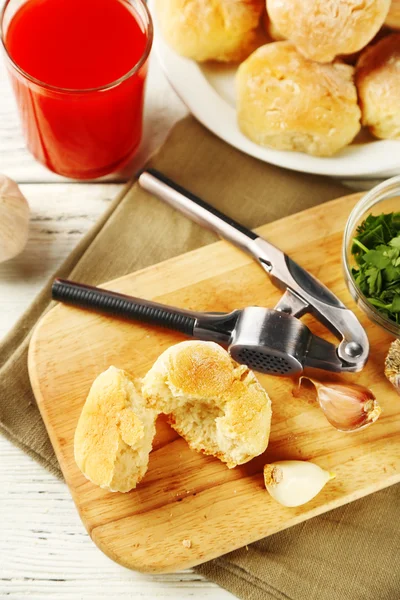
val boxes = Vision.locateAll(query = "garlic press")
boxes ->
[51,170,369,377]
[137,169,369,373]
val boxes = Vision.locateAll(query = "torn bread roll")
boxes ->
[236,42,361,156]
[74,366,157,493]
[356,33,400,140]
[141,341,272,468]
[266,0,391,63]
[156,0,265,63]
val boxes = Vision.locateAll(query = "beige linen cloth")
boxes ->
[1,117,398,600]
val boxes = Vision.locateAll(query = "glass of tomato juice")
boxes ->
[0,0,153,179]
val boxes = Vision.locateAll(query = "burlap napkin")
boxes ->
[1,117,398,599]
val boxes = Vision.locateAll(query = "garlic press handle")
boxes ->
[138,169,259,255]
[52,279,239,345]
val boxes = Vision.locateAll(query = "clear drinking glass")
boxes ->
[0,0,153,179]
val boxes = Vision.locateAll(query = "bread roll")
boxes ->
[236,42,361,157]
[386,0,400,29]
[156,0,265,62]
[262,10,285,41]
[74,366,157,493]
[267,0,391,63]
[141,341,272,468]
[356,34,400,140]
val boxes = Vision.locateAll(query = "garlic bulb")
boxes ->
[299,377,381,433]
[385,339,400,395]
[0,175,30,263]
[264,460,334,507]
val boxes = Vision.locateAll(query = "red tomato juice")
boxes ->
[3,0,151,178]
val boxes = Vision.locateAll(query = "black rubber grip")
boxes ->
[52,279,196,336]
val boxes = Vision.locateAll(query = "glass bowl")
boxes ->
[343,175,400,338]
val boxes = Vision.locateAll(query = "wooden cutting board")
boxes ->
[28,193,400,573]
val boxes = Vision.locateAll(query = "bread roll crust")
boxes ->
[386,0,400,29]
[74,366,157,493]
[236,42,361,157]
[156,0,265,62]
[267,0,391,63]
[356,33,400,140]
[141,341,272,468]
[262,10,285,41]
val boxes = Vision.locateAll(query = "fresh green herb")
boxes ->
[351,212,400,324]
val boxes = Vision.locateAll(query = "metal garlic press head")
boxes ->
[194,305,349,375]
[221,308,344,375]
[51,169,370,377]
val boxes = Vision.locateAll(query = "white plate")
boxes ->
[150,2,400,179]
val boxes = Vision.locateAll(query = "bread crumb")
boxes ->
[182,539,192,549]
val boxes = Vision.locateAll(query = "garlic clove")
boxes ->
[385,339,400,396]
[264,460,335,507]
[299,377,381,433]
[0,175,30,263]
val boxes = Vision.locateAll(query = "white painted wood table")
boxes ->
[0,53,235,600]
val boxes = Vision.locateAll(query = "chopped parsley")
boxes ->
[351,212,400,324]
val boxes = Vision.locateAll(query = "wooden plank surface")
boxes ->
[0,183,121,339]
[28,193,400,573]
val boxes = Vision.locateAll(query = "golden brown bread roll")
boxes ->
[266,0,391,63]
[141,341,272,468]
[156,0,265,62]
[262,9,285,41]
[356,34,400,140]
[386,0,400,28]
[74,366,157,493]
[236,42,361,157]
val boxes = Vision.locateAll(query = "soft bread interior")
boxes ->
[141,341,272,468]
